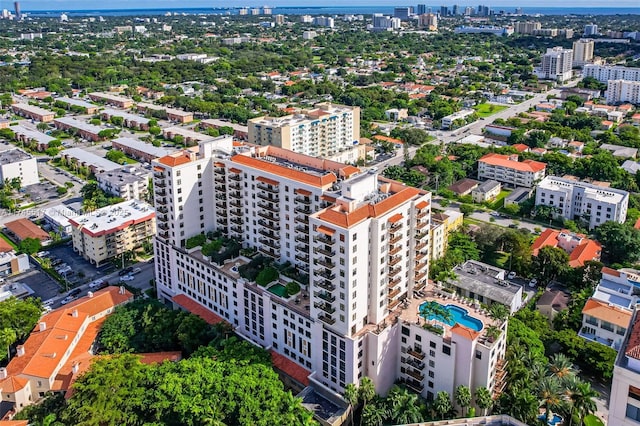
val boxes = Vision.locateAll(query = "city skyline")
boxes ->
[6,0,640,12]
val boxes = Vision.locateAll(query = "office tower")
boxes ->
[248,103,359,159]
[464,6,474,16]
[452,4,460,15]
[394,7,412,20]
[572,39,594,67]
[416,4,426,14]
[515,7,522,14]
[584,23,598,36]
[13,1,20,20]
[535,47,574,83]
[262,6,272,15]
[439,5,448,16]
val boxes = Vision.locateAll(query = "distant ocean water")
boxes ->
[23,6,640,17]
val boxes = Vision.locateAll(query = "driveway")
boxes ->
[13,268,62,302]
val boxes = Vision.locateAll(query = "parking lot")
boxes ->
[15,268,62,302]
[23,181,61,204]
[46,244,115,287]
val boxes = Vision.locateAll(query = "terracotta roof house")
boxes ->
[3,219,50,244]
[531,229,602,268]
[447,178,479,196]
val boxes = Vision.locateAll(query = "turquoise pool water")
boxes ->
[538,413,563,426]
[419,302,483,332]
[268,284,288,297]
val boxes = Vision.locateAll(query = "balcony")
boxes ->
[294,206,312,215]
[389,299,401,310]
[228,174,241,182]
[416,221,428,230]
[416,231,428,240]
[388,288,401,299]
[314,302,336,314]
[257,192,279,202]
[230,226,243,234]
[257,183,279,193]
[258,219,280,231]
[389,256,402,267]
[295,253,309,263]
[315,269,336,280]
[415,261,428,271]
[214,176,225,184]
[157,206,168,214]
[257,210,278,221]
[158,231,169,239]
[405,380,424,393]
[406,369,425,382]
[390,235,402,245]
[153,171,164,179]
[403,358,425,370]
[315,291,335,303]
[315,259,335,269]
[407,348,425,360]
[295,196,311,205]
[314,235,334,245]
[259,238,280,250]
[214,166,225,174]
[314,247,335,257]
[216,218,228,226]
[390,222,403,231]
[228,182,241,190]
[415,242,427,251]
[155,189,166,196]
[415,271,428,281]
[229,191,241,199]
[229,199,242,208]
[295,234,309,243]
[318,313,336,325]
[158,223,169,230]
[415,252,427,262]
[257,202,279,213]
[218,210,228,217]
[259,228,279,239]
[230,208,242,217]
[156,198,167,205]
[295,225,308,233]
[417,211,428,219]
[258,246,278,258]
[389,266,401,277]
[216,201,227,209]
[295,215,309,224]
[315,279,336,291]
[230,217,243,226]
[155,181,166,188]
[389,245,402,256]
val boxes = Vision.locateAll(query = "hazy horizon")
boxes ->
[7,0,640,12]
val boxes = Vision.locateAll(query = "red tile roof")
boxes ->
[625,313,640,360]
[269,350,310,386]
[0,237,13,253]
[531,229,559,256]
[568,240,602,268]
[512,144,530,152]
[231,154,337,188]
[4,218,49,242]
[0,376,29,392]
[479,153,546,173]
[451,324,480,340]
[172,294,226,325]
[157,152,192,167]
[582,298,632,328]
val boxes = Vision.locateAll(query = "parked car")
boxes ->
[507,271,517,280]
[119,267,134,276]
[69,288,82,297]
[529,278,538,288]
[60,295,76,305]
[88,279,105,289]
[131,267,142,275]
[37,251,49,258]
[119,274,135,282]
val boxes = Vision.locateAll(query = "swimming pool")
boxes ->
[419,302,483,332]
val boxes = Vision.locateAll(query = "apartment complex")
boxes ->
[477,153,546,188]
[609,309,640,425]
[10,125,56,151]
[136,102,193,123]
[100,108,150,130]
[441,109,475,129]
[53,97,99,114]
[583,65,640,83]
[606,80,640,105]
[0,148,39,187]
[535,176,629,229]
[111,137,173,163]
[69,200,155,266]
[152,137,508,401]
[430,210,463,260]
[59,147,120,174]
[535,47,573,83]
[96,166,150,201]
[0,287,133,414]
[10,103,55,122]
[53,117,105,142]
[88,92,134,108]
[247,103,361,160]
[572,39,594,67]
[580,267,637,351]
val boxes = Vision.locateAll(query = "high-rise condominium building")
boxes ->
[152,136,508,402]
[248,103,360,160]
[583,65,640,83]
[535,47,573,83]
[584,23,598,36]
[572,39,594,67]
[514,21,541,34]
[609,310,640,425]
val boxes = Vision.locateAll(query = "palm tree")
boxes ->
[564,377,598,426]
[433,391,453,420]
[361,402,387,426]
[537,376,566,421]
[359,377,376,426]
[419,301,453,325]
[548,353,577,381]
[0,327,16,361]
[386,386,422,424]
[344,383,359,426]
[475,387,493,416]
[487,303,509,321]
[455,385,472,417]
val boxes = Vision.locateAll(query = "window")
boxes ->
[626,404,640,422]
[442,345,451,356]
[475,350,482,360]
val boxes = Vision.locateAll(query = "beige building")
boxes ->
[573,39,594,67]
[248,103,361,160]
[69,200,155,266]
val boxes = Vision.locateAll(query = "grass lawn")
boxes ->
[483,250,510,269]
[474,103,508,118]
[489,190,511,210]
[122,156,138,165]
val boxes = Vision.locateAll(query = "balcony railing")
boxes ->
[406,369,425,382]
[228,174,241,182]
[405,380,424,393]
[295,225,308,233]
[315,279,336,291]
[229,191,241,199]
[230,217,243,226]
[295,234,308,243]
[389,266,401,277]
[315,291,336,303]
[415,242,427,251]
[257,202,279,213]
[155,181,166,188]
[315,259,335,269]
[295,196,311,205]
[389,256,402,267]
[230,226,242,234]
[388,288,401,299]
[318,313,336,325]
[214,176,225,184]
[257,211,278,221]
[158,223,169,230]
[314,302,336,314]
[155,189,166,196]
[258,219,280,231]
[257,183,279,193]
[295,253,309,263]
[259,238,280,250]
[314,247,335,257]
[257,192,279,202]
[417,211,428,219]
[389,245,402,256]
[295,215,309,224]
[315,269,336,280]
[314,235,334,245]
[415,261,428,271]
[407,348,425,360]
[258,246,277,258]
[229,199,242,208]
[294,206,312,215]
[156,198,167,205]
[415,271,428,281]
[390,235,402,245]
[416,221,428,230]
[216,201,227,209]
[258,229,278,240]
[228,182,241,190]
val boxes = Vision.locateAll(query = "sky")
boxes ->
[7,0,640,11]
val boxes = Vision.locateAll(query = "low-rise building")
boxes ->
[535,176,629,229]
[531,229,602,268]
[4,219,50,245]
[162,126,210,145]
[88,92,133,108]
[441,109,475,129]
[536,288,570,322]
[0,287,133,414]
[136,103,193,123]
[478,153,546,187]
[96,166,150,201]
[472,180,501,203]
[0,237,30,277]
[0,149,39,187]
[609,309,640,426]
[600,143,638,159]
[100,109,150,131]
[42,205,77,237]
[447,178,479,196]
[111,137,173,163]
[430,210,464,260]
[10,104,55,122]
[10,125,56,151]
[53,117,105,142]
[503,187,533,207]
[580,267,638,350]
[449,260,524,314]
[69,200,155,266]
[53,97,99,114]
[59,148,120,175]
[200,119,249,140]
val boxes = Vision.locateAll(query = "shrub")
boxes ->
[286,281,300,296]
[185,234,206,249]
[255,267,278,287]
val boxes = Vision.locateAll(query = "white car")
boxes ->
[529,278,538,288]
[58,266,72,274]
[88,279,104,289]
[60,295,76,305]
[119,274,135,282]
[37,251,50,258]
[507,271,517,280]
